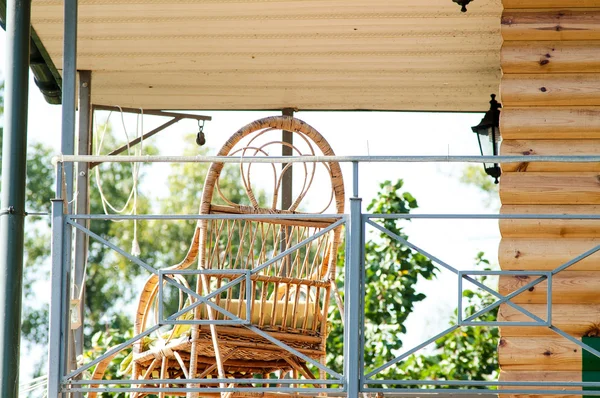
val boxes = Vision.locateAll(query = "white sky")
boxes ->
[0,30,501,383]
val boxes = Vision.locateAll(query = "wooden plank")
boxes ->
[90,84,498,111]
[40,35,502,55]
[501,140,600,172]
[502,10,600,41]
[30,0,502,20]
[33,16,501,38]
[500,173,600,205]
[498,336,582,371]
[501,74,600,107]
[499,370,580,398]
[498,271,600,304]
[499,238,600,271]
[502,41,600,74]
[499,303,600,336]
[503,1,600,8]
[501,107,600,140]
[500,205,600,238]
[88,70,499,88]
[50,52,499,74]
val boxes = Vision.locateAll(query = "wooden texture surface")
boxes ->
[502,10,600,41]
[498,336,582,371]
[498,271,600,304]
[500,140,600,172]
[499,370,580,398]
[499,2,600,390]
[501,74,600,106]
[502,41,600,74]
[501,107,600,140]
[504,1,600,8]
[29,0,502,111]
[499,304,600,336]
[499,238,600,270]
[500,173,600,205]
[500,205,600,238]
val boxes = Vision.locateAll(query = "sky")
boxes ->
[0,30,501,385]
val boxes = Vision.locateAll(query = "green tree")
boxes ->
[400,252,499,387]
[328,180,437,376]
[328,179,498,387]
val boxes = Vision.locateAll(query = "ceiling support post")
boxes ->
[71,70,92,398]
[280,108,294,277]
[0,1,31,397]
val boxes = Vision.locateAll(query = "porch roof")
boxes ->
[30,0,502,111]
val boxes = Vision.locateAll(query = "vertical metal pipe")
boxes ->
[281,108,294,210]
[48,199,65,398]
[345,162,361,398]
[0,1,30,396]
[61,0,78,381]
[280,108,294,277]
[71,70,91,398]
[60,0,77,202]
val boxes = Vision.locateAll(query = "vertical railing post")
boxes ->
[345,161,362,398]
[60,0,78,385]
[71,71,92,396]
[48,199,66,397]
[0,1,31,396]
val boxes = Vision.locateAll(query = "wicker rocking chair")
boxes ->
[89,116,345,397]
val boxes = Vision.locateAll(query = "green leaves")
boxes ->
[328,180,497,387]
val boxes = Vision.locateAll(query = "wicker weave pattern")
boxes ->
[89,116,344,397]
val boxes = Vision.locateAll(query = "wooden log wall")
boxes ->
[499,2,600,397]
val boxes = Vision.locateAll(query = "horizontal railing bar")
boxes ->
[461,270,551,276]
[366,379,600,387]
[461,321,545,327]
[366,214,600,220]
[362,388,600,395]
[66,387,340,393]
[68,379,341,385]
[68,213,345,220]
[53,154,600,165]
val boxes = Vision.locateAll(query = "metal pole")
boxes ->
[61,0,78,383]
[281,108,294,210]
[48,199,66,398]
[71,70,91,398]
[344,162,362,398]
[0,1,30,396]
[281,108,294,276]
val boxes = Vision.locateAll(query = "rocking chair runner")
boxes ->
[89,116,345,397]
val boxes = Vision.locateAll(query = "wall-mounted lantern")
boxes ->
[453,0,473,12]
[472,94,502,184]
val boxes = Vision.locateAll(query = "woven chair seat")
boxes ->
[89,116,344,397]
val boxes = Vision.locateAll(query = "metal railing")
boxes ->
[47,155,600,397]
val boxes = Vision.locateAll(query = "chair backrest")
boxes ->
[197,116,345,335]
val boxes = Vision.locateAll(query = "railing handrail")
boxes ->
[52,154,600,165]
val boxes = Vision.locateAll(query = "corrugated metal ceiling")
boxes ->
[31,0,502,111]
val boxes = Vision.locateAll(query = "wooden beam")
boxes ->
[502,41,600,74]
[502,10,600,41]
[501,74,600,107]
[499,370,580,398]
[501,140,600,172]
[499,303,600,336]
[500,173,600,205]
[499,238,600,271]
[498,271,600,304]
[500,107,600,140]
[503,0,600,8]
[498,336,582,371]
[500,205,600,238]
